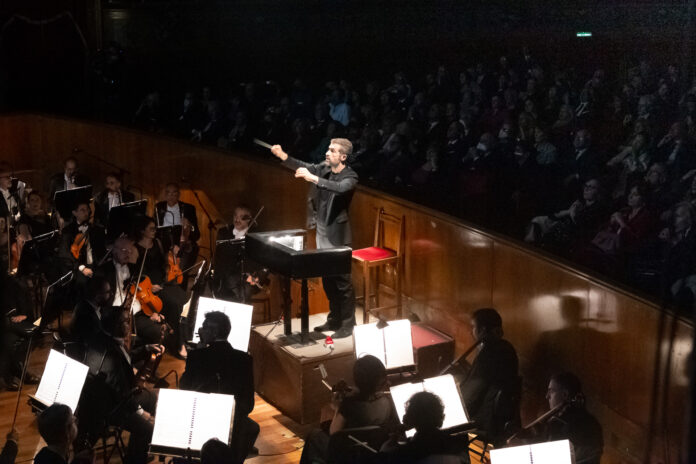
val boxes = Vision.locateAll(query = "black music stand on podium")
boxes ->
[107,200,147,240]
[246,229,352,346]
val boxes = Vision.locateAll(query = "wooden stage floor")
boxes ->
[0,330,487,464]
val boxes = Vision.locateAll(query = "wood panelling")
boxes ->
[0,114,691,463]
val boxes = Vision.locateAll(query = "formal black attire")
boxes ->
[33,448,67,464]
[460,337,520,443]
[93,189,135,230]
[69,299,104,345]
[134,242,186,349]
[542,404,603,464]
[281,156,358,330]
[58,222,107,283]
[300,393,398,464]
[47,173,90,208]
[375,429,470,464]
[154,200,200,273]
[0,438,17,464]
[180,340,258,464]
[82,334,155,464]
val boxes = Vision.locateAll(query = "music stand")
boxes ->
[28,349,89,414]
[156,224,182,251]
[17,230,58,276]
[107,200,147,240]
[353,319,415,371]
[53,185,92,220]
[149,389,235,460]
[190,296,253,352]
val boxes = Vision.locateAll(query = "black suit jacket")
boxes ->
[93,189,136,228]
[0,439,17,464]
[282,156,358,246]
[58,222,107,275]
[70,299,103,344]
[47,172,90,207]
[154,200,200,242]
[180,340,255,419]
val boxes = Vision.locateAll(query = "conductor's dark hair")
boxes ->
[200,438,234,464]
[550,371,583,397]
[37,403,73,445]
[472,307,503,331]
[204,311,231,339]
[403,391,445,432]
[353,354,386,396]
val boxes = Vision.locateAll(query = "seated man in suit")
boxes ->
[82,308,161,464]
[47,157,90,209]
[93,172,135,229]
[0,429,17,464]
[525,372,603,464]
[70,275,113,344]
[34,403,82,464]
[155,183,200,274]
[459,308,520,444]
[180,311,258,464]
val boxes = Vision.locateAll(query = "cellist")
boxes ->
[133,216,188,359]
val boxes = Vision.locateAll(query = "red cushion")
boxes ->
[352,246,395,261]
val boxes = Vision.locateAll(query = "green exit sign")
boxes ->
[576,32,593,37]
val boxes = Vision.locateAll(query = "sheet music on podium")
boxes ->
[33,349,89,411]
[190,297,253,352]
[151,389,235,456]
[490,439,574,464]
[353,319,414,369]
[390,374,469,438]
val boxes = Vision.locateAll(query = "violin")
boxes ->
[128,275,163,316]
[135,349,164,387]
[166,247,184,285]
[71,230,88,260]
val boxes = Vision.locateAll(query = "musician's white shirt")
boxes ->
[113,261,141,314]
[163,203,182,226]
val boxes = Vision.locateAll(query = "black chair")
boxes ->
[468,377,522,463]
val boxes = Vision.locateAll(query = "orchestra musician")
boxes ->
[299,354,399,464]
[509,372,603,464]
[58,199,106,292]
[94,172,135,229]
[180,311,259,464]
[459,308,520,445]
[215,205,269,302]
[69,275,114,344]
[270,139,358,339]
[82,308,160,464]
[47,157,90,207]
[34,403,93,464]
[17,191,52,239]
[133,216,187,359]
[0,162,27,226]
[155,182,200,275]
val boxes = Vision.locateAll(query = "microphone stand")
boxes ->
[237,206,264,304]
[73,147,131,177]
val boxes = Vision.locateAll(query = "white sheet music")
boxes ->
[353,320,414,369]
[389,374,469,438]
[353,323,386,366]
[190,297,253,352]
[490,439,573,464]
[152,389,235,451]
[34,349,89,412]
[383,320,415,369]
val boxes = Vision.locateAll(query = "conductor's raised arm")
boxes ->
[270,144,288,161]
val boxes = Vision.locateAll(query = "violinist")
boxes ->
[98,236,158,346]
[58,200,106,291]
[134,216,187,359]
[299,355,399,464]
[94,172,135,229]
[82,307,160,464]
[155,183,199,273]
[180,311,258,464]
[510,372,603,464]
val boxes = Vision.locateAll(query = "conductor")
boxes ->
[270,139,358,338]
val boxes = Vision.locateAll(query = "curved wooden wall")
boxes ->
[0,114,691,463]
